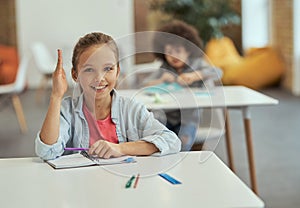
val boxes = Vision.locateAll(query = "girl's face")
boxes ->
[75,44,120,101]
[164,44,190,71]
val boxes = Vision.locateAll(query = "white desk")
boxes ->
[118,86,278,109]
[118,86,278,194]
[0,151,264,208]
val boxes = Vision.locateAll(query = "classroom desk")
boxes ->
[0,151,264,208]
[118,86,279,194]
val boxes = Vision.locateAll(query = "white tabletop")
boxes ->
[118,86,278,109]
[0,151,264,208]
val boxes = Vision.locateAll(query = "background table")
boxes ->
[118,86,279,194]
[0,151,264,208]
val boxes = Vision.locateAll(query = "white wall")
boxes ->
[241,0,270,51]
[15,0,134,88]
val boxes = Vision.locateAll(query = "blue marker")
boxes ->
[158,173,182,185]
[123,157,135,163]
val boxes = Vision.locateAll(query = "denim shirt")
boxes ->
[35,90,181,160]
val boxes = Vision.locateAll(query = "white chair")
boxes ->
[192,108,226,150]
[31,42,56,103]
[0,55,30,133]
[192,107,236,173]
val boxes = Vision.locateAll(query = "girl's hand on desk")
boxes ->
[51,49,68,99]
[89,140,124,159]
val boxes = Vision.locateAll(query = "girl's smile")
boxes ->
[91,85,107,91]
[90,83,109,94]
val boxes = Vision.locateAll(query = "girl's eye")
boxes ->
[83,68,94,72]
[104,66,114,72]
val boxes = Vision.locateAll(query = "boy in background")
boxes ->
[144,20,221,151]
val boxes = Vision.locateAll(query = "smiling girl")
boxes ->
[35,32,181,160]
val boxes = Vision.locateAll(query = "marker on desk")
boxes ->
[133,174,140,188]
[125,175,136,189]
[122,157,135,163]
[158,173,182,185]
[64,147,89,151]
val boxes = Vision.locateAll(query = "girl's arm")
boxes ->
[89,140,158,159]
[39,50,68,145]
[119,140,159,155]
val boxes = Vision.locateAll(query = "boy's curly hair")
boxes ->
[153,20,204,61]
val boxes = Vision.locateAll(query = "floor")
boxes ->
[0,87,299,208]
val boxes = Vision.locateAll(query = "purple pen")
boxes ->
[64,147,89,151]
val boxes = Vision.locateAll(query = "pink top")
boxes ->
[83,104,118,146]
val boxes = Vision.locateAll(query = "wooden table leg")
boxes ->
[224,109,235,172]
[242,107,258,194]
[12,95,28,134]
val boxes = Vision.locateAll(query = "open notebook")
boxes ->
[46,151,136,169]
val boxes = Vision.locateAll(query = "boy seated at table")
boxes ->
[143,20,222,151]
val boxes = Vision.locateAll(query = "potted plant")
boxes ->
[149,0,240,46]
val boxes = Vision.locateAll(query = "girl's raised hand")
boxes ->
[51,49,68,99]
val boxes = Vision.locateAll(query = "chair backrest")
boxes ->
[31,42,56,74]
[0,55,29,94]
[14,55,30,93]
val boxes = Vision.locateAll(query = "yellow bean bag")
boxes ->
[205,36,243,69]
[205,37,286,89]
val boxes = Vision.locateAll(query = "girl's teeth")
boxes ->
[95,86,105,90]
